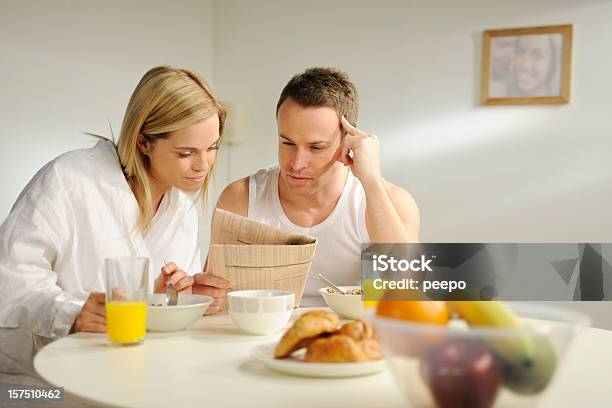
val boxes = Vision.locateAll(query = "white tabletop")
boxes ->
[34,309,610,408]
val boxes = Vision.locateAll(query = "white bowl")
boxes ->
[147,294,213,332]
[227,290,294,335]
[319,286,363,320]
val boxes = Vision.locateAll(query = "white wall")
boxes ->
[211,0,612,327]
[212,0,612,242]
[0,0,216,217]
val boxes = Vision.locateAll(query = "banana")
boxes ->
[362,278,386,302]
[448,301,557,395]
[449,301,520,327]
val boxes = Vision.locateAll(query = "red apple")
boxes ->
[420,338,502,408]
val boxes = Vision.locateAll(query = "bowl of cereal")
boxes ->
[147,294,213,332]
[319,286,363,320]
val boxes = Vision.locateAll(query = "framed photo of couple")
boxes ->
[481,24,573,105]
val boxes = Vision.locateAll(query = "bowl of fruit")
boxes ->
[367,299,589,408]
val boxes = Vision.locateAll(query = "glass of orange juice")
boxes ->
[105,257,149,346]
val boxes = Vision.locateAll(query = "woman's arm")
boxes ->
[0,198,83,343]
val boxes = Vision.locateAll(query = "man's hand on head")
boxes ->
[336,116,383,189]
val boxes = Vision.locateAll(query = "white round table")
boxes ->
[34,309,610,407]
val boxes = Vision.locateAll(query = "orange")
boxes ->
[376,300,449,325]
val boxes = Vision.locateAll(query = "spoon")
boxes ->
[317,273,347,294]
[163,259,178,306]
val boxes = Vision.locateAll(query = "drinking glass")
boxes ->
[105,257,149,345]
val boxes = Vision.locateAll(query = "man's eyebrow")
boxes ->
[279,135,330,145]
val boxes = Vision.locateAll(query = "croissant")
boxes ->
[338,320,377,341]
[304,335,368,362]
[305,320,383,362]
[274,310,340,358]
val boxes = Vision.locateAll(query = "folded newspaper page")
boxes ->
[209,209,317,307]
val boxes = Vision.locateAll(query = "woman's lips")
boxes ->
[186,175,205,182]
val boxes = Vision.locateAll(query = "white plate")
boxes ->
[250,342,385,378]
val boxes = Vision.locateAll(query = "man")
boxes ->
[489,36,517,98]
[195,67,419,306]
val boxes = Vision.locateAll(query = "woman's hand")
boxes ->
[192,272,231,313]
[153,262,195,294]
[70,292,106,333]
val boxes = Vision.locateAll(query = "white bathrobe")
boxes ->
[0,140,201,382]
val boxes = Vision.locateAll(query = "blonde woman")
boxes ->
[0,66,230,383]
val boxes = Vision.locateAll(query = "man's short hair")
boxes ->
[276,67,358,125]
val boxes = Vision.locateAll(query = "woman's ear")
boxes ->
[137,133,152,156]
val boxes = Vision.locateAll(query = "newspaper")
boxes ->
[209,209,317,307]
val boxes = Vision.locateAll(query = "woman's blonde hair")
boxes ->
[117,66,226,232]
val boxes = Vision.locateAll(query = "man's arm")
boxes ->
[364,180,420,243]
[338,116,420,243]
[215,177,249,216]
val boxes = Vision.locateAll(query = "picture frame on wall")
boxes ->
[481,24,573,105]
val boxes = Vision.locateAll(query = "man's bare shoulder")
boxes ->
[216,177,249,217]
[383,181,418,207]
[383,180,420,230]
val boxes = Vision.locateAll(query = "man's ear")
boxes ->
[337,115,346,137]
[332,145,342,162]
[137,133,152,156]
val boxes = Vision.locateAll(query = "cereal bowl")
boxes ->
[147,294,213,332]
[319,286,363,320]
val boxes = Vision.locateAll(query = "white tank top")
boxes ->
[248,165,370,304]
